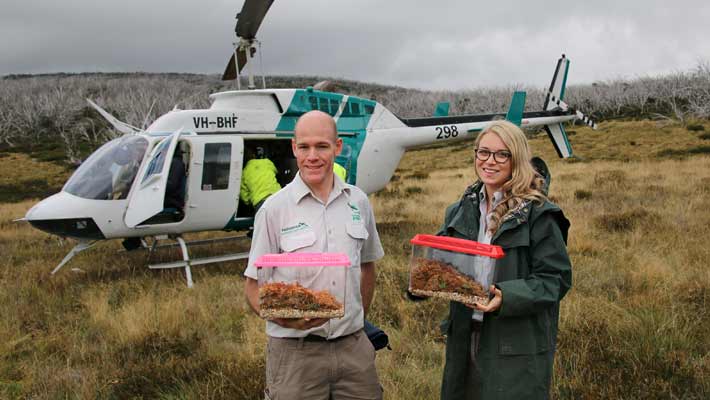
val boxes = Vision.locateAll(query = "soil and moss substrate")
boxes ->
[409,257,489,306]
[259,282,345,319]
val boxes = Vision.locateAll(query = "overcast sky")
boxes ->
[2,0,709,90]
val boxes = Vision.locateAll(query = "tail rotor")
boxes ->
[543,54,598,158]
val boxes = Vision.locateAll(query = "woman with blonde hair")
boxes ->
[438,120,572,399]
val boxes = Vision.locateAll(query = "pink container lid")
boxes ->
[254,252,351,267]
[410,234,505,259]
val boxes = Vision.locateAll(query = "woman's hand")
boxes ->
[473,285,502,313]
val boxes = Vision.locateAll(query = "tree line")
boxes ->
[1,63,709,163]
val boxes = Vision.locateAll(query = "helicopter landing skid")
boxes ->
[52,240,97,275]
[147,236,250,288]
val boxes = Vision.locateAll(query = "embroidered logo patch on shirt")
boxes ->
[281,222,310,235]
[348,203,362,222]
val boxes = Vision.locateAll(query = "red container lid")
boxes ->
[410,234,504,259]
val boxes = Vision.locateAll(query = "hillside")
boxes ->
[0,118,708,398]
[1,70,710,398]
[2,64,710,167]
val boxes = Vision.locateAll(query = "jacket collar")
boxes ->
[492,200,531,242]
[445,181,535,242]
[444,182,482,239]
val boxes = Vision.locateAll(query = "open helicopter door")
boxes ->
[183,135,244,231]
[124,129,182,228]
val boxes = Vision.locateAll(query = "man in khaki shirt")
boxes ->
[244,110,384,400]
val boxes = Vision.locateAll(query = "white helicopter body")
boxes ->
[22,0,596,286]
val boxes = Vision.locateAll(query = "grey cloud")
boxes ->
[2,0,710,90]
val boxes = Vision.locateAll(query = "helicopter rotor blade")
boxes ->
[221,47,249,80]
[235,0,275,40]
[222,1,274,81]
[86,99,141,134]
[313,80,335,92]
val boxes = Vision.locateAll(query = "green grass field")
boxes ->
[1,120,709,399]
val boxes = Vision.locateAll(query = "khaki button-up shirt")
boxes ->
[245,173,384,339]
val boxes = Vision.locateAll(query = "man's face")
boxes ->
[292,115,343,188]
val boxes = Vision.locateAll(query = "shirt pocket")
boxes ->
[280,228,318,282]
[344,223,369,264]
[280,228,316,253]
[345,223,369,241]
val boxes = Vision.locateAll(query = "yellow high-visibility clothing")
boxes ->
[334,162,347,182]
[240,158,281,207]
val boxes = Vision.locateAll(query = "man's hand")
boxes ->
[473,285,502,313]
[270,318,328,330]
[245,277,261,315]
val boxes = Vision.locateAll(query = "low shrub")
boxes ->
[574,190,592,200]
[405,172,429,180]
[657,145,710,157]
[593,209,653,233]
[593,170,627,186]
[686,124,705,131]
[689,145,710,154]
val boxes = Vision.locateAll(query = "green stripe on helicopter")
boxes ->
[336,97,376,185]
[558,123,573,154]
[560,59,570,101]
[505,91,527,126]
[275,88,344,132]
[274,89,375,185]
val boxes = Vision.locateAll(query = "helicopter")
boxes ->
[22,0,596,287]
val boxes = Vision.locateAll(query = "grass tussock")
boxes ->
[1,120,709,399]
[573,189,592,200]
[404,171,430,180]
[593,208,655,233]
[686,124,705,131]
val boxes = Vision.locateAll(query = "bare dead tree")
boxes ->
[2,63,709,163]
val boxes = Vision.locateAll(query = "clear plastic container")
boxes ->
[254,253,350,319]
[408,234,504,306]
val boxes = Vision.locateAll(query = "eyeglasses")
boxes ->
[474,148,511,163]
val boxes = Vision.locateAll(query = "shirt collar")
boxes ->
[478,186,503,202]
[290,172,351,204]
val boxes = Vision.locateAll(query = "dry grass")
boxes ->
[1,120,709,399]
[0,153,71,202]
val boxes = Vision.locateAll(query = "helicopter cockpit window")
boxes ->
[309,96,318,111]
[141,137,171,184]
[351,103,360,115]
[201,143,231,191]
[364,104,375,114]
[63,136,149,200]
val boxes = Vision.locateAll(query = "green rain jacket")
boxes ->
[438,182,571,400]
[239,159,281,207]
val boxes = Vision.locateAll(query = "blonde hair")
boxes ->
[473,121,547,234]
